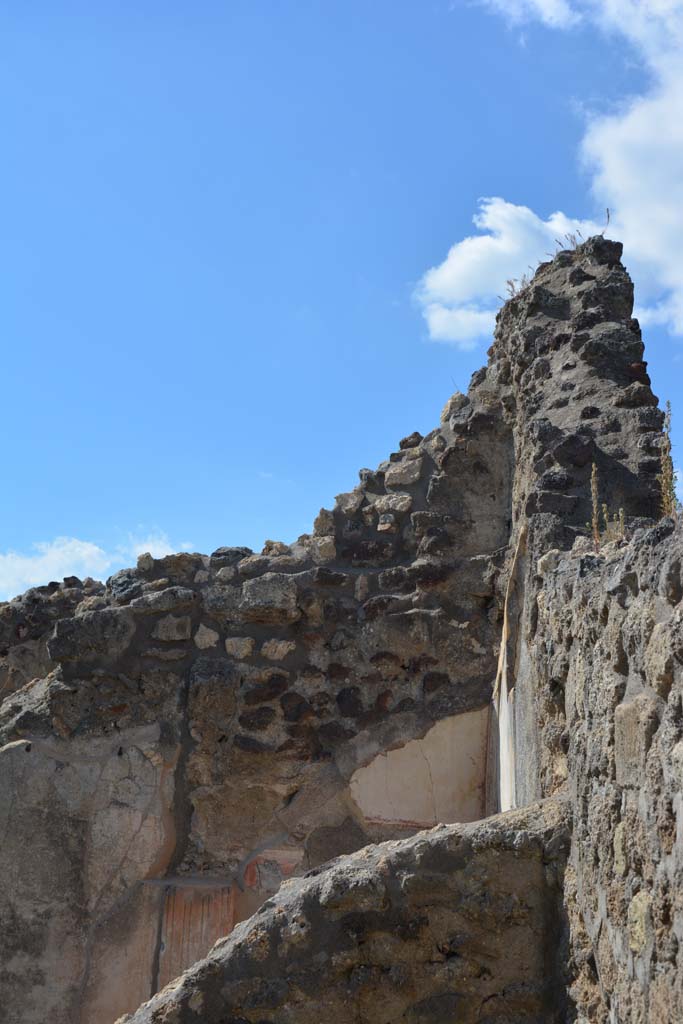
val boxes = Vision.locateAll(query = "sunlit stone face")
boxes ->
[349,708,490,827]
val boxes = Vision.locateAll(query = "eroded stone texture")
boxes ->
[117,801,571,1024]
[0,726,177,1024]
[0,237,677,1023]
[484,237,663,813]
[0,386,508,1020]
[0,576,105,699]
[527,520,683,1021]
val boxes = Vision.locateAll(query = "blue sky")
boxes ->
[1,0,682,598]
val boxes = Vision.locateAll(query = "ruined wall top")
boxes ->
[0,238,672,1024]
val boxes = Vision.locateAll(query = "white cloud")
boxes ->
[422,303,496,349]
[416,197,600,347]
[0,530,190,602]
[0,538,111,602]
[422,2,683,345]
[484,0,683,41]
[585,1,683,59]
[479,0,580,27]
[581,66,683,333]
[120,531,178,561]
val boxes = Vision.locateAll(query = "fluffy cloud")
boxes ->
[485,0,683,40]
[480,0,580,27]
[0,530,189,602]
[582,66,683,334]
[122,531,181,561]
[0,538,111,601]
[417,197,600,348]
[420,1,683,345]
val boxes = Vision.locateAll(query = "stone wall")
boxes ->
[0,236,677,1024]
[0,576,104,699]
[118,801,572,1024]
[0,378,512,1021]
[531,519,683,1021]
[481,236,664,812]
[117,519,683,1024]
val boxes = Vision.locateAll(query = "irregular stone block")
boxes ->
[644,622,676,697]
[130,587,197,613]
[310,535,336,564]
[242,672,289,704]
[537,549,562,575]
[313,508,335,535]
[384,455,423,488]
[107,568,144,603]
[311,567,348,586]
[215,566,236,582]
[194,624,219,649]
[614,694,659,787]
[136,552,154,573]
[238,706,276,731]
[358,468,385,490]
[47,608,136,664]
[239,573,300,625]
[440,390,469,423]
[203,584,241,623]
[261,639,296,661]
[373,492,412,515]
[261,540,291,556]
[628,891,653,954]
[614,382,659,408]
[551,432,594,468]
[399,431,423,450]
[152,615,192,642]
[335,490,365,516]
[224,636,255,659]
[210,546,253,564]
[236,555,271,578]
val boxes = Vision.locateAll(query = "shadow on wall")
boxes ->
[143,706,493,1006]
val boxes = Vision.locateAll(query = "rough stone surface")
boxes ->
[0,576,105,699]
[524,519,683,1021]
[0,238,680,1024]
[118,801,571,1024]
[194,623,219,649]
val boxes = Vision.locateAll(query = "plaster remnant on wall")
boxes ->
[349,708,489,826]
[2,237,678,1024]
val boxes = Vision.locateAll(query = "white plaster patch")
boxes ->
[349,708,489,826]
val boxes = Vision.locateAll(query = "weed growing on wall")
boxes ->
[587,463,626,552]
[659,401,678,521]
